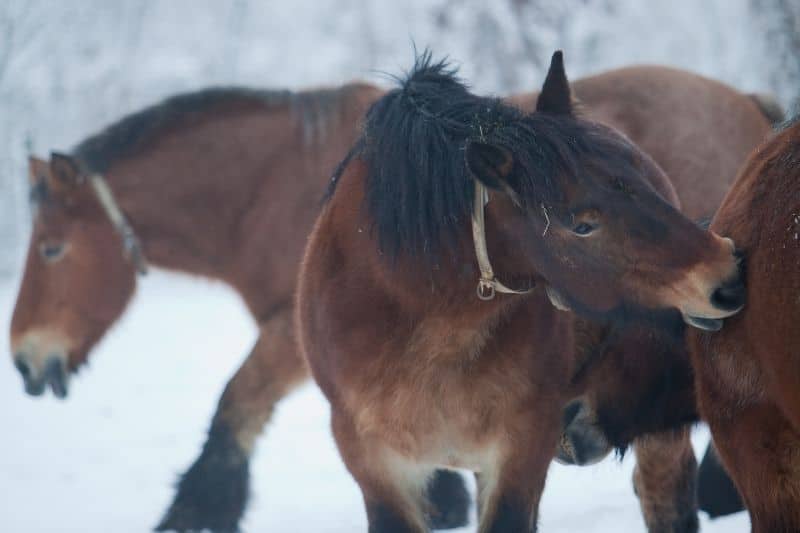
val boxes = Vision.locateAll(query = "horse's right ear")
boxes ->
[466,140,522,204]
[28,156,50,186]
[49,152,82,190]
[536,51,573,116]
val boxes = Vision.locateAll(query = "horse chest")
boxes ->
[347,340,531,470]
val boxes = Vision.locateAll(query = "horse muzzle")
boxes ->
[13,352,69,399]
[555,399,613,466]
[675,240,746,331]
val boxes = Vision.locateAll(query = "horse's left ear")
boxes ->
[536,50,573,116]
[466,141,521,203]
[49,152,82,188]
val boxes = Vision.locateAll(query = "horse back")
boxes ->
[508,65,773,220]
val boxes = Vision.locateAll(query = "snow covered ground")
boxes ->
[0,270,750,532]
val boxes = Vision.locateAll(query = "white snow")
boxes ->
[0,271,750,532]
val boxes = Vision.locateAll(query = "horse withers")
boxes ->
[297,51,744,532]
[689,114,800,532]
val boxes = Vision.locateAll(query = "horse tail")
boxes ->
[748,92,785,126]
[697,441,744,518]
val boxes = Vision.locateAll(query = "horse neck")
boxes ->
[332,167,536,340]
[100,85,378,281]
[103,115,275,278]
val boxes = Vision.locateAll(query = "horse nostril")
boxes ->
[14,356,31,379]
[711,281,746,312]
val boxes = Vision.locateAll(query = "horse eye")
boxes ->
[38,242,67,262]
[572,222,597,236]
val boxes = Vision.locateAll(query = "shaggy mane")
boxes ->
[329,51,639,262]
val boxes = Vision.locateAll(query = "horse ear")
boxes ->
[536,50,572,116]
[49,152,82,190]
[28,156,50,186]
[466,141,521,203]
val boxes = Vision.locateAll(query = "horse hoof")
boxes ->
[427,470,470,529]
[156,503,240,533]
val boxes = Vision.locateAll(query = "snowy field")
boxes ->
[0,270,750,532]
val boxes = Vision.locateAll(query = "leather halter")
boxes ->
[86,173,148,275]
[471,180,533,300]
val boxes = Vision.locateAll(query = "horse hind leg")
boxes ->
[156,306,307,532]
[632,428,699,533]
[426,470,470,529]
[697,441,743,518]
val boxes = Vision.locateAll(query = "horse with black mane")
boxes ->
[297,51,744,532]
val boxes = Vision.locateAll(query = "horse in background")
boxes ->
[10,62,773,530]
[297,51,744,532]
[688,114,800,532]
[13,82,388,532]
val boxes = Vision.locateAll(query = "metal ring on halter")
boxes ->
[477,280,496,301]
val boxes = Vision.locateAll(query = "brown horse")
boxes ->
[296,51,744,532]
[556,314,702,531]
[13,83,385,532]
[11,63,770,531]
[688,114,800,532]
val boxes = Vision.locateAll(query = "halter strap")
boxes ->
[87,173,148,275]
[471,180,533,300]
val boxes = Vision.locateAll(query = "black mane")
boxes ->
[331,52,637,262]
[72,86,351,173]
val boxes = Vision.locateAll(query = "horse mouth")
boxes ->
[683,315,724,332]
[16,355,69,399]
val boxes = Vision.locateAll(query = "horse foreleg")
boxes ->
[156,306,307,532]
[476,415,558,533]
[331,411,432,533]
[632,427,699,533]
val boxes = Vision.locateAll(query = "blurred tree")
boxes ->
[751,0,800,106]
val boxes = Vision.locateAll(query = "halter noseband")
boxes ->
[471,180,533,300]
[86,173,148,276]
